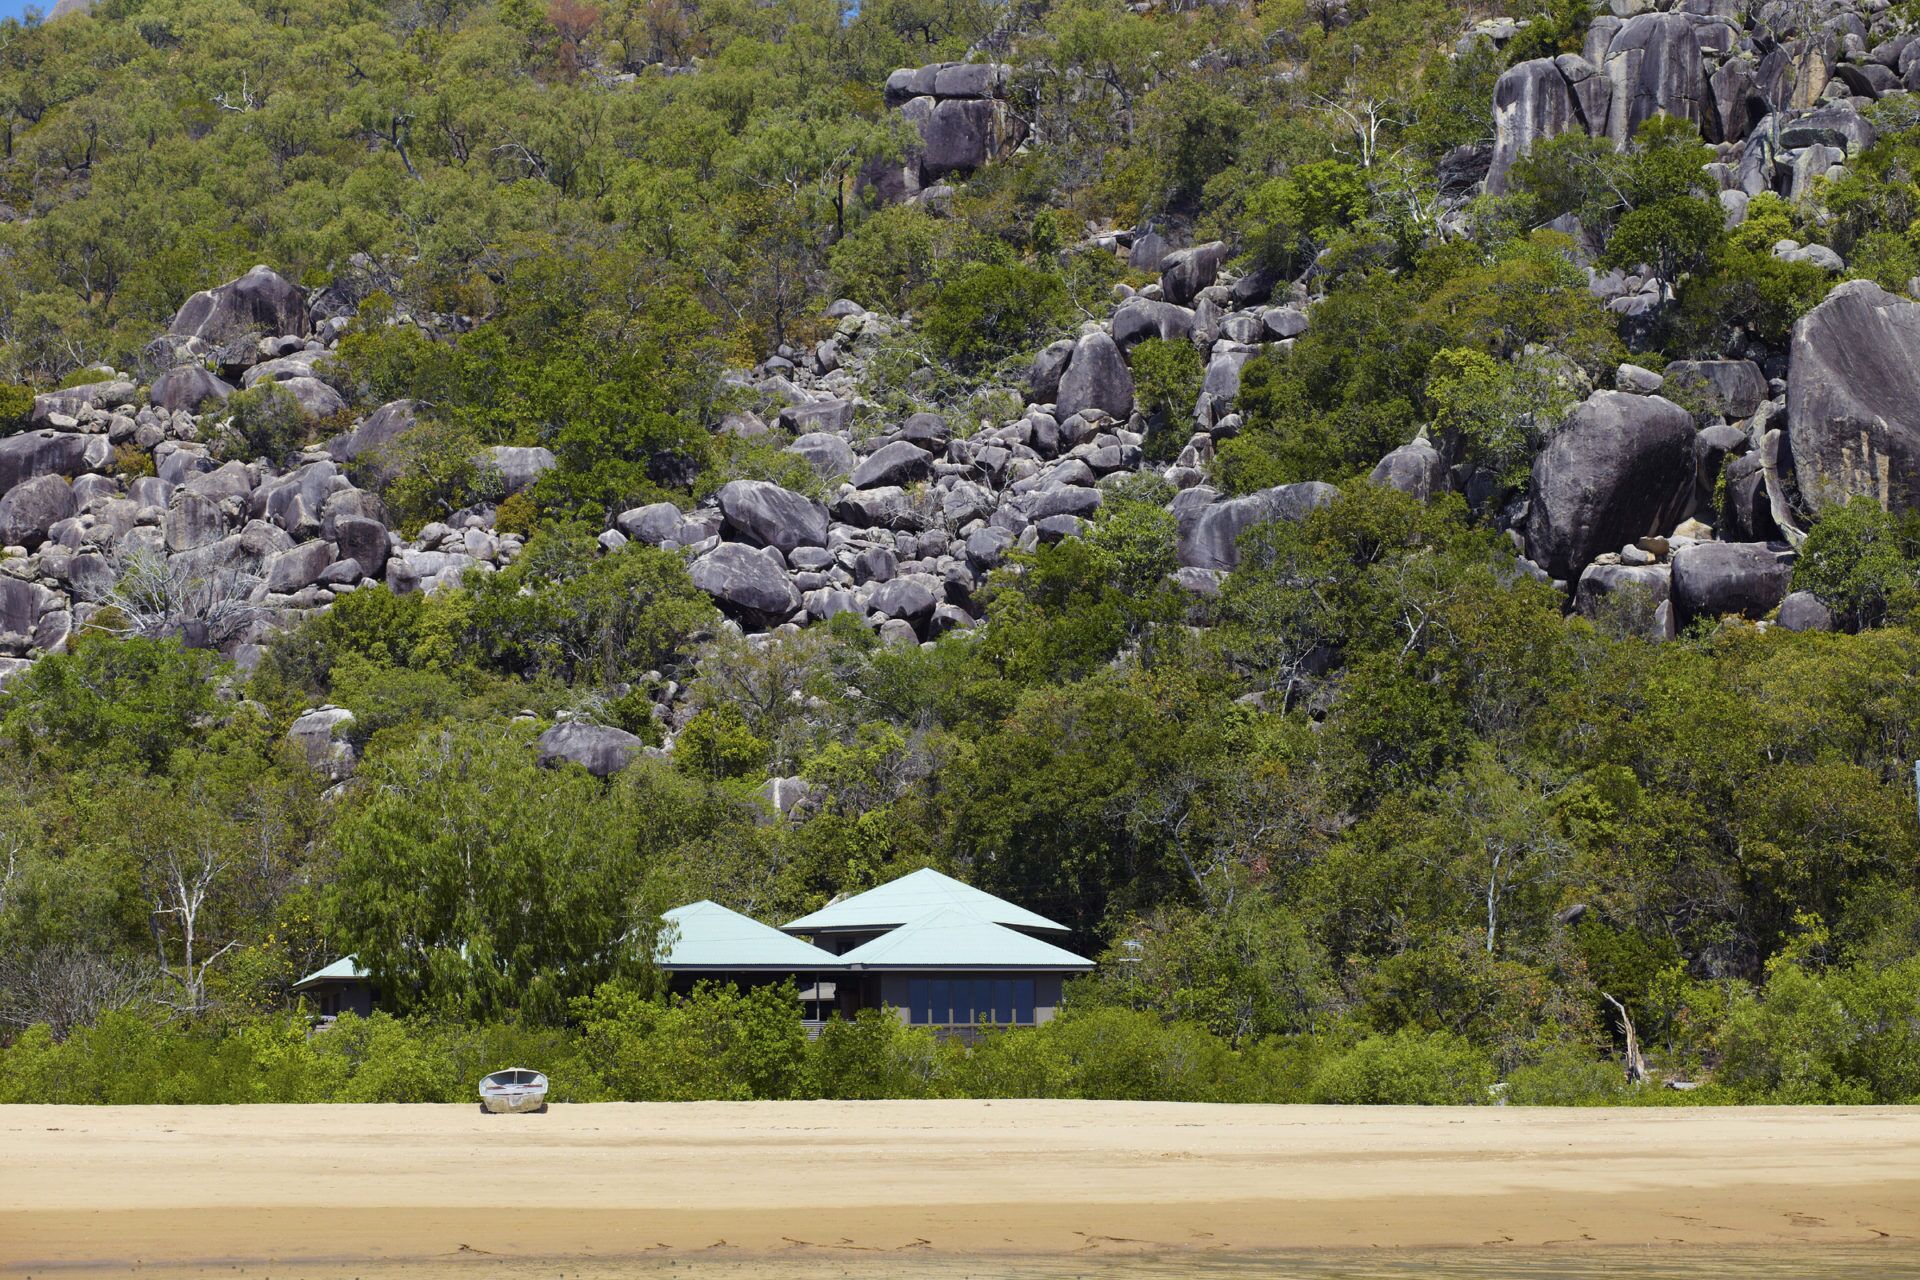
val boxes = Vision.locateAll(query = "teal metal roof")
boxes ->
[293,955,368,990]
[659,900,848,970]
[782,867,1070,935]
[835,907,1094,971]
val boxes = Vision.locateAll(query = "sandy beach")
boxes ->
[3,1101,1917,1277]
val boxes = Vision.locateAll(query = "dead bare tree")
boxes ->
[1602,991,1652,1085]
[0,948,152,1039]
[89,547,266,648]
[137,792,239,1016]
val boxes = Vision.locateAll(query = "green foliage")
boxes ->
[921,262,1070,371]
[215,383,311,466]
[328,724,669,1022]
[828,204,943,315]
[1128,337,1203,460]
[0,383,32,435]
[9,0,1920,1114]
[1603,196,1724,283]
[1425,346,1574,488]
[674,706,773,780]
[1792,497,1920,629]
[1504,1041,1626,1105]
[376,418,501,535]
[1,637,226,773]
[1244,160,1369,271]
[1305,1028,1496,1104]
[463,527,717,686]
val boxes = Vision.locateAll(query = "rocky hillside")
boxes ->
[3,0,1920,1100]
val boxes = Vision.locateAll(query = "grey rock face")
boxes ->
[326,399,418,465]
[1670,540,1792,622]
[266,540,335,593]
[1599,13,1707,147]
[689,542,799,624]
[1786,280,1920,513]
[616,502,683,545]
[787,432,857,479]
[1776,590,1834,632]
[1575,561,1672,617]
[1369,437,1449,502]
[777,399,854,435]
[334,516,390,579]
[1027,339,1076,404]
[275,376,347,420]
[1664,360,1767,419]
[1111,299,1195,349]
[851,440,934,490]
[868,575,939,623]
[715,479,829,552]
[1159,242,1228,307]
[168,265,309,343]
[536,721,646,778]
[0,430,105,495]
[1525,391,1697,580]
[1488,59,1582,195]
[1176,482,1339,571]
[922,97,1009,177]
[1055,331,1134,422]
[287,706,357,782]
[0,474,76,548]
[150,365,235,415]
[487,446,556,496]
[896,412,950,450]
[932,62,1005,98]
[164,492,230,553]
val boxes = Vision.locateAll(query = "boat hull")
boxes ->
[479,1089,547,1114]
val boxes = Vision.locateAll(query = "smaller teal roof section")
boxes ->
[293,955,368,990]
[782,867,1070,935]
[659,900,848,970]
[836,908,1093,971]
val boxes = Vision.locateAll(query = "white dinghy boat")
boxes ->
[478,1068,549,1114]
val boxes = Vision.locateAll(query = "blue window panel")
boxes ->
[1013,978,1035,1025]
[909,978,931,1025]
[930,979,950,1026]
[952,980,974,1026]
[976,979,994,1023]
[994,979,1014,1024]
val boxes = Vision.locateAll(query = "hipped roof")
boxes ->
[659,900,848,970]
[781,867,1070,935]
[834,907,1094,971]
[293,955,369,989]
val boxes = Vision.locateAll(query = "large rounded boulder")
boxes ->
[689,542,799,626]
[1369,436,1449,502]
[536,721,647,778]
[1487,59,1581,195]
[168,265,309,342]
[150,365,235,415]
[1525,391,1696,580]
[1176,482,1339,571]
[1055,330,1134,422]
[1786,280,1920,514]
[0,474,77,549]
[714,480,828,552]
[1670,541,1792,623]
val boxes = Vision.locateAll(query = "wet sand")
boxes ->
[2,1101,1916,1277]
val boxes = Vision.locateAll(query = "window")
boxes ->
[903,977,1037,1025]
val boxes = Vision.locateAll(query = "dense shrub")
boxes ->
[921,262,1069,371]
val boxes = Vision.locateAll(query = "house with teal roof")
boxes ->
[296,869,1093,1035]
[659,868,1095,1035]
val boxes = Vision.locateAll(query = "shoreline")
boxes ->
[4,1101,1917,1276]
